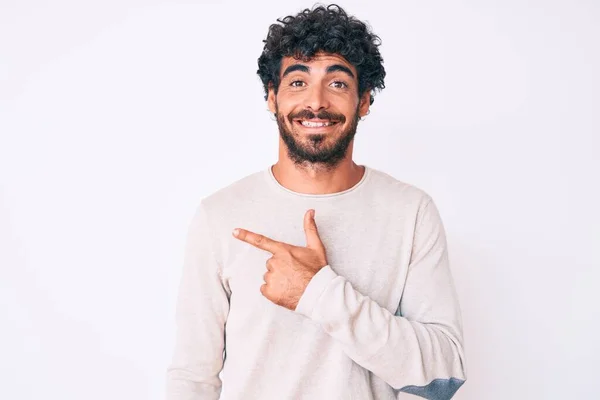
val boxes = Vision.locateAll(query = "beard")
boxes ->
[275,104,360,169]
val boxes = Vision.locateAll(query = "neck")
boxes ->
[272,140,365,195]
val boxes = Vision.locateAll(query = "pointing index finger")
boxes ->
[233,228,282,254]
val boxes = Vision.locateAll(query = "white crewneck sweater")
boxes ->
[166,165,467,400]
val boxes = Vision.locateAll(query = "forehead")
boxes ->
[280,52,357,78]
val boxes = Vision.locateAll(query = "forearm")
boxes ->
[295,199,467,400]
[295,266,466,399]
[166,372,222,400]
[166,201,230,400]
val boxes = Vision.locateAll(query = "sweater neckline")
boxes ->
[265,163,371,199]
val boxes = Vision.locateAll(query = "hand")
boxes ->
[232,209,328,311]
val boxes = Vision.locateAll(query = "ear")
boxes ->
[267,83,277,114]
[358,89,371,118]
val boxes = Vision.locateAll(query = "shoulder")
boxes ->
[198,168,267,213]
[366,166,433,209]
[366,167,447,237]
[191,167,276,229]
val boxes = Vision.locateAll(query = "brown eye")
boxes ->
[331,81,348,89]
[290,80,305,87]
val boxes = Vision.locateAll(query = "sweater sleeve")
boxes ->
[166,201,230,400]
[294,198,467,400]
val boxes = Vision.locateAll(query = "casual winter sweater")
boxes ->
[166,164,467,400]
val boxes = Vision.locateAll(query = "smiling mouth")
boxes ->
[294,119,339,128]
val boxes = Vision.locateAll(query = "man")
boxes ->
[166,4,467,400]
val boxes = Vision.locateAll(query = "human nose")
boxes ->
[303,84,330,111]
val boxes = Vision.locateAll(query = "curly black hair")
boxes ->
[257,4,386,106]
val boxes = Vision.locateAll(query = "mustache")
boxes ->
[288,109,346,123]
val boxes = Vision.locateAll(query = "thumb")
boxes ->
[303,209,324,250]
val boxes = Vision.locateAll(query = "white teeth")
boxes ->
[300,120,333,127]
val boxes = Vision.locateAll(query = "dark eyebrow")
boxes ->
[281,63,355,79]
[282,64,309,78]
[326,64,355,79]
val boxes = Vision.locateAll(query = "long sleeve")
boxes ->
[166,201,231,400]
[294,198,467,400]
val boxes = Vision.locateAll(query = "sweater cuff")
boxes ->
[294,265,338,318]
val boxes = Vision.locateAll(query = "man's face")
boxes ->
[268,52,370,167]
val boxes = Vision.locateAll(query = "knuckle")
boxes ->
[252,235,265,246]
[288,247,303,259]
[254,235,264,245]
[282,245,293,255]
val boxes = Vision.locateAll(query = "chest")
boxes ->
[220,203,416,323]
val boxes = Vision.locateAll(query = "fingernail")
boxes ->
[232,229,239,237]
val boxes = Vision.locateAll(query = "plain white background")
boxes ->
[1,0,598,399]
